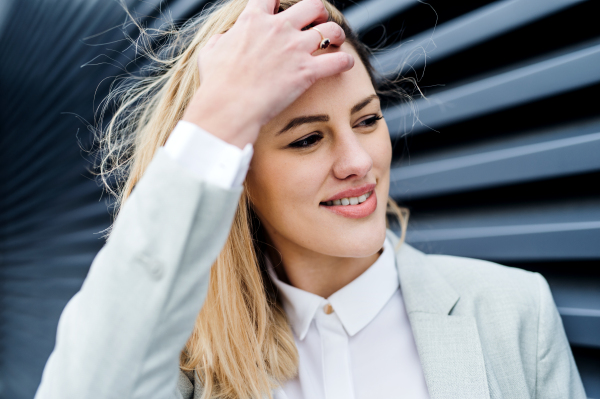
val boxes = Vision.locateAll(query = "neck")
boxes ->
[264,235,382,299]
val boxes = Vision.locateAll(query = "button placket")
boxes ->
[315,302,355,399]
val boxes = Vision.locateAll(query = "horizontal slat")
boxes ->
[561,312,600,348]
[544,274,600,347]
[402,200,600,260]
[343,0,414,33]
[390,119,600,199]
[560,308,600,317]
[548,278,600,313]
[384,40,600,136]
[409,221,600,242]
[373,0,585,73]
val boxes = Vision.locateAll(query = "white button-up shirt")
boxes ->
[164,120,430,399]
[266,238,430,399]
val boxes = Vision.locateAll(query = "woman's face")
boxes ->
[246,43,392,259]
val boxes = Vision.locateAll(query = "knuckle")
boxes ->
[297,65,314,85]
[287,38,303,51]
[307,0,326,15]
[304,69,317,87]
[272,16,287,32]
[281,41,298,55]
[332,24,344,41]
[338,26,346,40]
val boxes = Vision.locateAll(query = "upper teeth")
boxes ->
[326,191,372,206]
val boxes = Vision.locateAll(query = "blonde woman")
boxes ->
[35,0,586,398]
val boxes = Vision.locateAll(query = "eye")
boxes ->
[288,133,323,149]
[356,114,383,128]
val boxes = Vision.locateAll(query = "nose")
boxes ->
[331,130,373,180]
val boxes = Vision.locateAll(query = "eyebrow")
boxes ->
[276,94,380,135]
[277,114,330,135]
[351,94,379,115]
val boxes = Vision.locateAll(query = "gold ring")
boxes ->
[310,26,330,50]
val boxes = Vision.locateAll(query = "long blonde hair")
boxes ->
[94,1,411,398]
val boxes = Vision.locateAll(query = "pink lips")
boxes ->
[320,184,378,219]
[322,183,376,202]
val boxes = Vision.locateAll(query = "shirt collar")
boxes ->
[265,237,399,340]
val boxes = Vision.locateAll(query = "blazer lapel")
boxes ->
[387,231,491,399]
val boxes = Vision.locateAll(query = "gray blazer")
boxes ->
[35,148,586,399]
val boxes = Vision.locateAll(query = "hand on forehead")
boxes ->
[185,0,354,149]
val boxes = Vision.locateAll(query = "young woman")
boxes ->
[35,0,586,398]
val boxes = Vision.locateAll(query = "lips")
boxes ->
[319,184,378,219]
[321,183,376,203]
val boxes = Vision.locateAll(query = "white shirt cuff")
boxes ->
[163,120,253,189]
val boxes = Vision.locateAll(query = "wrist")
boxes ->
[182,89,262,149]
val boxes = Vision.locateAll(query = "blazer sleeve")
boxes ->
[534,272,587,399]
[34,147,242,399]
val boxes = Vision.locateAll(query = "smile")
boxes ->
[319,184,378,219]
[321,191,372,206]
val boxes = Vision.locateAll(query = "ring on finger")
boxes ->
[310,26,330,50]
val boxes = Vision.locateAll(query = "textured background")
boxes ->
[0,0,598,397]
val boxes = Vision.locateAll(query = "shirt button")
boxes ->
[323,304,334,314]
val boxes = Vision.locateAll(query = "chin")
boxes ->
[318,217,388,258]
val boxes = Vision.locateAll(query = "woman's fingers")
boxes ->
[301,21,346,52]
[309,51,355,81]
[280,0,329,29]
[188,0,356,147]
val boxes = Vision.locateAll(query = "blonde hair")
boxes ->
[94,1,411,398]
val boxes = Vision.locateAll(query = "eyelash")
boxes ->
[358,114,383,127]
[288,114,383,149]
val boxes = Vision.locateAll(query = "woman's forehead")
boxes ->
[271,44,376,125]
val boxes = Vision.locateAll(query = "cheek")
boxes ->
[246,149,328,233]
[374,134,392,170]
[363,127,392,183]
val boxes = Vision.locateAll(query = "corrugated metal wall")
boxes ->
[0,0,597,397]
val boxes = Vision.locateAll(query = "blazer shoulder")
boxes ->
[426,253,537,285]
[424,252,544,315]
